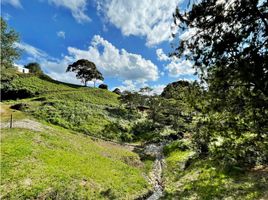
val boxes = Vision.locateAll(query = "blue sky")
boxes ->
[2,0,196,93]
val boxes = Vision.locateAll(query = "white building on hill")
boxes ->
[14,63,29,74]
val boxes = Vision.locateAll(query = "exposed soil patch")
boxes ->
[1,119,51,132]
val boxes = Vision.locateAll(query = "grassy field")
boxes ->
[1,76,151,199]
[6,75,78,94]
[1,125,150,199]
[2,75,137,141]
[3,75,268,200]
[163,147,268,200]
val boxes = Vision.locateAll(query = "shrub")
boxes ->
[99,84,108,90]
[10,103,29,111]
[131,120,161,142]
[113,88,121,95]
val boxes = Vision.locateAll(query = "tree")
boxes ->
[119,91,142,110]
[161,80,190,99]
[139,86,153,96]
[172,0,267,96]
[99,84,108,90]
[24,62,43,74]
[0,17,20,68]
[113,88,121,95]
[66,59,104,87]
[172,0,268,166]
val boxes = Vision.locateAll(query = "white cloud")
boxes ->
[115,81,165,95]
[156,48,195,77]
[2,0,22,8]
[16,35,159,85]
[57,31,65,39]
[117,80,138,92]
[179,28,198,41]
[97,0,182,46]
[68,35,159,82]
[151,84,166,95]
[156,48,170,61]
[48,0,91,23]
[2,0,90,23]
[166,59,195,77]
[15,42,49,59]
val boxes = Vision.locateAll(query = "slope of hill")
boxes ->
[1,105,151,199]
[2,75,134,141]
[162,142,268,200]
[2,74,268,200]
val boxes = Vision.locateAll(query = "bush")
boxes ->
[1,68,18,82]
[1,87,35,100]
[113,88,121,95]
[163,140,191,156]
[10,103,29,111]
[131,120,161,142]
[102,121,132,142]
[99,84,108,90]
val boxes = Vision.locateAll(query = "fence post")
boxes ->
[10,114,13,128]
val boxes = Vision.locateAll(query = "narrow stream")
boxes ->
[145,144,164,200]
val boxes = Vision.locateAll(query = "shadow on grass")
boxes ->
[38,74,82,88]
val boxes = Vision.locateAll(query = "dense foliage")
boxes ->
[24,62,43,74]
[171,0,268,166]
[66,59,104,87]
[0,17,20,69]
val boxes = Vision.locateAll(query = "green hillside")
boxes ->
[2,74,268,200]
[2,75,133,141]
[1,127,149,199]
[1,75,155,199]
[0,104,150,199]
[163,147,268,199]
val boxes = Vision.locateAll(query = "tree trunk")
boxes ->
[94,80,96,88]
[84,81,87,87]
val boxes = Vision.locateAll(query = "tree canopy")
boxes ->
[0,17,20,68]
[66,59,104,87]
[139,86,153,96]
[25,62,43,74]
[172,0,268,95]
[171,0,268,166]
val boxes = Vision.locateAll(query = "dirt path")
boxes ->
[0,119,51,132]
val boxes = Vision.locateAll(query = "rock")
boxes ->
[144,144,162,158]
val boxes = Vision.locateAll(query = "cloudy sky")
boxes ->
[2,0,197,93]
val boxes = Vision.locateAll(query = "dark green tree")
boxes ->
[113,88,121,95]
[24,62,43,74]
[172,0,267,95]
[0,17,20,68]
[161,80,205,139]
[66,59,104,87]
[172,0,268,166]
[119,91,142,110]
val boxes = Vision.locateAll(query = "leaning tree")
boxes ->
[66,59,104,87]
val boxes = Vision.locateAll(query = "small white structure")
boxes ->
[14,63,29,74]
